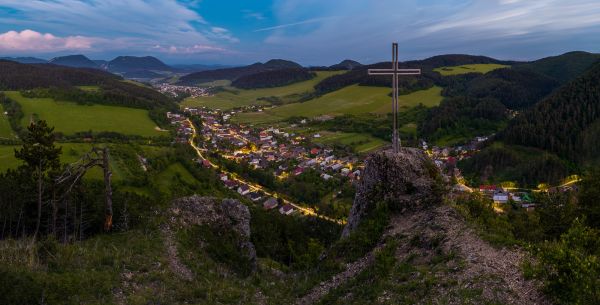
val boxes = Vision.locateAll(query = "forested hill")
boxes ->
[502,61,600,164]
[0,60,118,89]
[107,56,173,73]
[231,68,315,89]
[0,60,176,113]
[49,55,99,69]
[313,54,514,96]
[514,51,600,84]
[176,59,303,85]
[0,56,48,64]
[406,54,514,67]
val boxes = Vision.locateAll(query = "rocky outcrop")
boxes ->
[342,148,442,237]
[168,196,257,272]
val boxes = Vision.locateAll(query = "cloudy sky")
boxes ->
[0,0,599,65]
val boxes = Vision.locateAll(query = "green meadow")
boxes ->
[434,64,509,76]
[181,71,345,110]
[0,104,14,139]
[233,85,443,124]
[314,131,387,154]
[0,143,123,180]
[4,91,161,137]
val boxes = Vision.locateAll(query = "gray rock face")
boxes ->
[342,148,442,237]
[169,196,257,271]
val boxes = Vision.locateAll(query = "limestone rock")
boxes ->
[169,195,257,271]
[342,148,442,237]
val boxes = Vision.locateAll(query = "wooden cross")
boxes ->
[368,43,421,153]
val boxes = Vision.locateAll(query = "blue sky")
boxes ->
[0,0,599,65]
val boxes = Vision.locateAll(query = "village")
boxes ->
[166,107,362,217]
[166,108,579,218]
[155,83,212,99]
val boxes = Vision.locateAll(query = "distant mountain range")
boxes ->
[0,56,48,64]
[0,54,233,81]
[176,59,305,86]
[49,55,99,69]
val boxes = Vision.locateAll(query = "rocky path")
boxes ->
[295,246,380,305]
[160,223,194,281]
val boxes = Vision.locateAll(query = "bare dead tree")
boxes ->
[53,146,114,236]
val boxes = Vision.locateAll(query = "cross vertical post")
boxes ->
[368,43,421,153]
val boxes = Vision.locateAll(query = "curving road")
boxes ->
[186,119,345,225]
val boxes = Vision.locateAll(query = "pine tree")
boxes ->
[14,120,62,240]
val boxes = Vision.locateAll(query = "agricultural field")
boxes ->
[4,91,161,137]
[313,131,388,154]
[0,104,14,139]
[181,71,345,110]
[233,86,443,125]
[76,85,100,92]
[433,64,509,76]
[0,143,128,180]
[154,163,198,194]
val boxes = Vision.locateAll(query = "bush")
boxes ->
[528,219,600,305]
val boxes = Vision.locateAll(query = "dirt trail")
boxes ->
[297,204,549,305]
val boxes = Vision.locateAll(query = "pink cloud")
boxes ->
[0,29,96,52]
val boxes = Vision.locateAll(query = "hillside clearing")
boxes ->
[434,64,509,76]
[5,91,161,137]
[0,104,14,139]
[233,86,443,125]
[314,131,387,154]
[181,71,345,110]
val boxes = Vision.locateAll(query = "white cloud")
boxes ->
[0,29,98,51]
[257,0,600,64]
[0,0,236,54]
[151,44,228,54]
[206,27,240,43]
[242,10,265,20]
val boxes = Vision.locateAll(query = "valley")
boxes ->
[1,50,599,305]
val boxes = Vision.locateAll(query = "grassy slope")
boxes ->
[314,131,387,154]
[5,91,160,137]
[0,104,14,139]
[234,86,443,125]
[434,64,510,76]
[0,143,129,180]
[181,71,344,110]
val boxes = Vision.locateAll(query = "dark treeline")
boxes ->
[313,64,437,96]
[458,144,571,187]
[502,61,600,164]
[312,54,513,96]
[177,59,302,85]
[513,51,600,84]
[0,92,24,135]
[0,60,178,128]
[442,68,560,109]
[0,60,118,90]
[232,68,315,89]
[418,96,508,144]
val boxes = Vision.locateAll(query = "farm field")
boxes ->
[313,131,388,154]
[4,91,161,137]
[155,163,198,194]
[181,71,345,110]
[0,143,170,180]
[233,85,443,125]
[0,104,14,139]
[434,64,509,76]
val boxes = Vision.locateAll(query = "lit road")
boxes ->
[186,119,345,225]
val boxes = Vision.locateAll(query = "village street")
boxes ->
[185,118,346,225]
